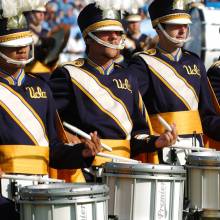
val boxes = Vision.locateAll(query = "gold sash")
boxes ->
[92,139,130,166]
[150,110,203,135]
[0,145,48,175]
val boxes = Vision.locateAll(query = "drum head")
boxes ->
[186,151,220,166]
[19,183,109,200]
[103,162,185,175]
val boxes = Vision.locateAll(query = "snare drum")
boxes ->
[1,175,44,200]
[103,162,186,220]
[19,183,109,220]
[184,6,220,69]
[186,151,220,218]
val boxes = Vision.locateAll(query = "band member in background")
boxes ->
[207,60,220,105]
[49,1,178,180]
[128,0,220,165]
[26,5,71,80]
[123,9,155,60]
[0,1,101,219]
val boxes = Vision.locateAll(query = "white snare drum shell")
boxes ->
[103,162,186,220]
[186,151,220,217]
[19,183,109,220]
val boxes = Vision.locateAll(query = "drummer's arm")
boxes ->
[45,83,100,169]
[49,131,101,169]
[131,124,177,157]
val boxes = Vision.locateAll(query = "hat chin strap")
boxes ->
[158,23,191,47]
[88,32,125,50]
[0,44,34,67]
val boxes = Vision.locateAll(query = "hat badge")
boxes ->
[173,0,185,10]
[102,9,119,20]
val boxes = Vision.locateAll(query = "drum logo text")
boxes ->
[157,182,167,219]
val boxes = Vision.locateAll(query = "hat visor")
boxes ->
[126,15,142,22]
[93,25,124,32]
[0,37,33,47]
[162,18,192,25]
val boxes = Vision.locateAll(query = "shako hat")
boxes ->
[78,3,124,39]
[149,0,192,28]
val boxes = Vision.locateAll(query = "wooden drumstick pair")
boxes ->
[63,122,139,163]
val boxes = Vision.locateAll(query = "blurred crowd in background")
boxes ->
[30,0,157,65]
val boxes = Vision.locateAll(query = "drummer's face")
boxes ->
[95,31,123,46]
[165,24,188,41]
[0,46,30,61]
[0,45,30,70]
[88,31,123,59]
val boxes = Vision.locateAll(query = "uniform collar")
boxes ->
[0,68,25,86]
[157,45,182,62]
[114,54,124,65]
[86,58,115,75]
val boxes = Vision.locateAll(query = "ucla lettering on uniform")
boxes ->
[26,86,47,99]
[113,78,132,93]
[183,65,201,77]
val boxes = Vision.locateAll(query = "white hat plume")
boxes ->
[0,0,49,18]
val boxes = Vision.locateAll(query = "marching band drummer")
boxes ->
[49,1,178,181]
[0,1,102,219]
[128,0,220,165]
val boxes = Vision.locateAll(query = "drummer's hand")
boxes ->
[0,168,4,178]
[155,123,178,149]
[81,131,101,158]
[65,130,82,144]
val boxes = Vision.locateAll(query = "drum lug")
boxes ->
[11,180,19,200]
[108,215,119,220]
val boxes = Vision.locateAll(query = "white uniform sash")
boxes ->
[64,65,133,139]
[139,54,199,110]
[0,83,49,146]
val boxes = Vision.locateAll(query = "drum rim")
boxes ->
[103,162,186,174]
[186,151,220,166]
[19,183,109,197]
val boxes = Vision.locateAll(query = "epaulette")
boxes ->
[60,58,85,68]
[183,49,200,59]
[26,72,48,82]
[208,59,220,70]
[141,48,157,56]
[114,63,124,69]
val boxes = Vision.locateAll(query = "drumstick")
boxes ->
[168,146,214,151]
[97,152,139,163]
[63,122,112,152]
[63,122,139,163]
[157,115,180,141]
[1,174,64,183]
